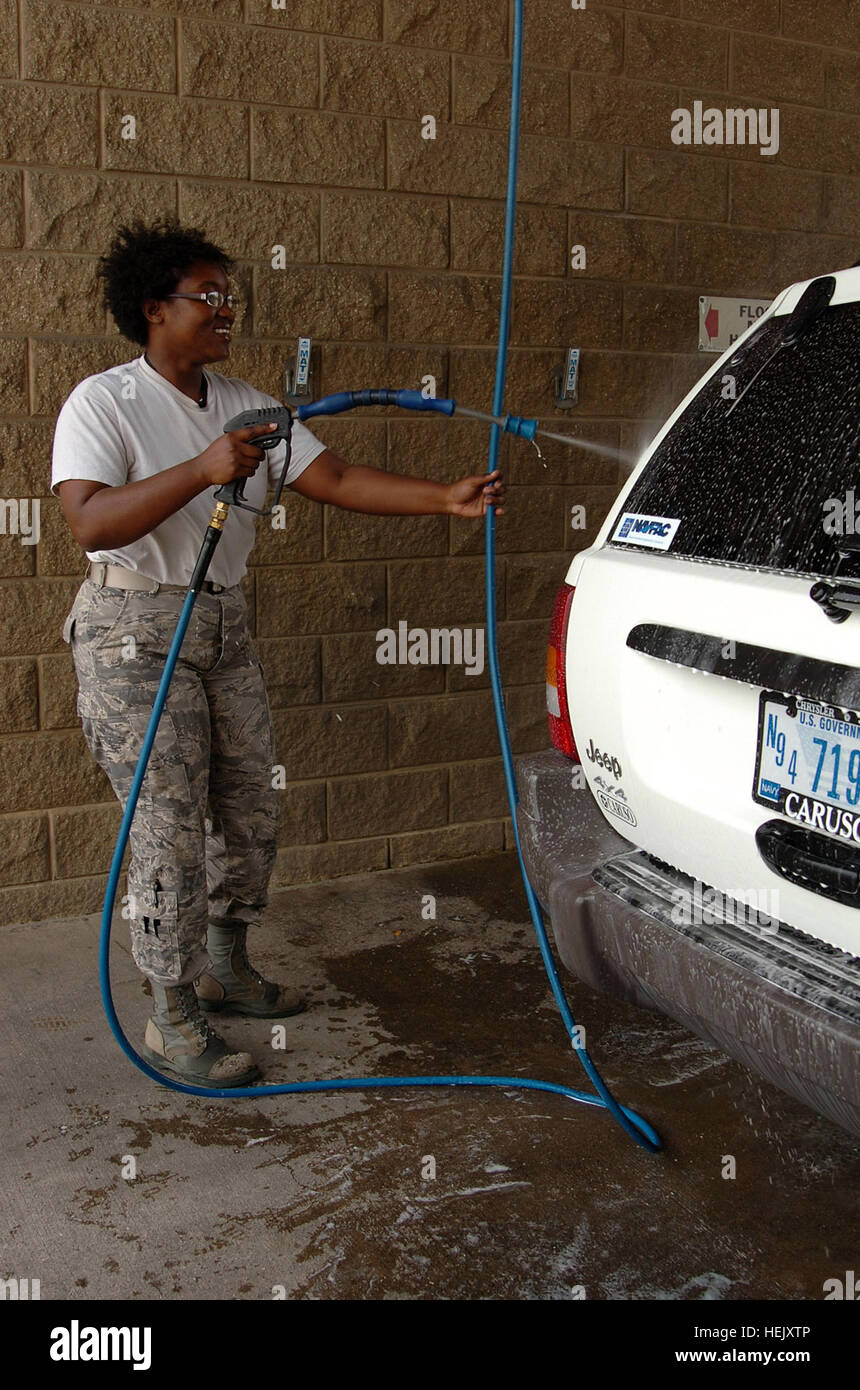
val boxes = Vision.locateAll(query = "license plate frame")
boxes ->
[753,690,860,844]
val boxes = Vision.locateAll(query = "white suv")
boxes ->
[518,267,860,1138]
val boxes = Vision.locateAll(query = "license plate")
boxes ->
[753,692,860,845]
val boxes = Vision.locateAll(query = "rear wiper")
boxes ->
[810,536,860,623]
[725,275,836,418]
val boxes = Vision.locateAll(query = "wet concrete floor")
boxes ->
[1,850,857,1300]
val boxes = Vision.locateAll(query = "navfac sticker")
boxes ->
[612,512,680,551]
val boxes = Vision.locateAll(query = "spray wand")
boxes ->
[214,390,624,514]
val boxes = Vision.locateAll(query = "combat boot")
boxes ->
[142,980,261,1087]
[195,922,306,1019]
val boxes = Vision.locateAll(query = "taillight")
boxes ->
[546,582,579,760]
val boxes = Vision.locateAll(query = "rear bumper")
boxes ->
[516,748,860,1139]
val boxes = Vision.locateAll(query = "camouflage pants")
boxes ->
[63,578,279,986]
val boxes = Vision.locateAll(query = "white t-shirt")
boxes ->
[51,353,328,588]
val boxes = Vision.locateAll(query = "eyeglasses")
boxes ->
[166,291,242,312]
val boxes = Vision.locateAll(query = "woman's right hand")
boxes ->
[193,422,279,486]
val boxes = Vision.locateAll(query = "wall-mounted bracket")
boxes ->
[285,336,313,403]
[553,348,580,409]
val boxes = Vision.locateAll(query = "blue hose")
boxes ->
[97,0,661,1152]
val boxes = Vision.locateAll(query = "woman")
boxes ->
[52,217,505,1088]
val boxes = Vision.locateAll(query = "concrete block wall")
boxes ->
[0,0,857,924]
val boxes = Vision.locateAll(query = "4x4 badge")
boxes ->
[596,790,638,827]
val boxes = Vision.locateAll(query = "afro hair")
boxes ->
[96,216,234,347]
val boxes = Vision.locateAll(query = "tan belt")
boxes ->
[87,561,227,594]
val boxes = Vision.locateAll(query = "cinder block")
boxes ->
[565,213,675,284]
[627,149,729,222]
[322,629,444,702]
[250,0,381,40]
[0,0,15,78]
[384,0,508,58]
[0,660,38,733]
[389,819,502,868]
[323,36,448,118]
[181,21,317,102]
[826,53,860,116]
[275,779,328,847]
[0,873,110,927]
[328,767,447,838]
[24,1,175,90]
[325,511,447,562]
[453,56,568,134]
[570,76,680,150]
[0,812,50,885]
[273,836,388,886]
[0,255,103,335]
[38,652,79,730]
[0,169,23,247]
[52,802,123,878]
[0,83,98,166]
[388,119,508,199]
[389,690,498,766]
[505,551,572,623]
[323,192,448,269]
[732,33,827,105]
[253,110,385,188]
[622,286,702,353]
[513,281,623,348]
[270,704,387,779]
[451,199,566,276]
[257,562,386,637]
[103,93,248,177]
[181,183,319,263]
[524,4,623,75]
[519,134,623,211]
[0,730,108,812]
[683,0,779,31]
[778,107,860,179]
[0,341,28,416]
[449,759,507,821]
[27,172,177,252]
[731,165,823,234]
[255,636,321,708]
[34,499,87,577]
[255,266,386,341]
[247,491,322,567]
[321,345,447,395]
[388,555,499,627]
[625,15,728,87]
[450,485,567,559]
[389,271,500,344]
[0,578,83,657]
[783,0,860,46]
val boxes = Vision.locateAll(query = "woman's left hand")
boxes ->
[447,468,506,518]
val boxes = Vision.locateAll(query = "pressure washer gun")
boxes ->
[216,406,295,516]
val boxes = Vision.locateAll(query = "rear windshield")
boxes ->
[614,297,860,577]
